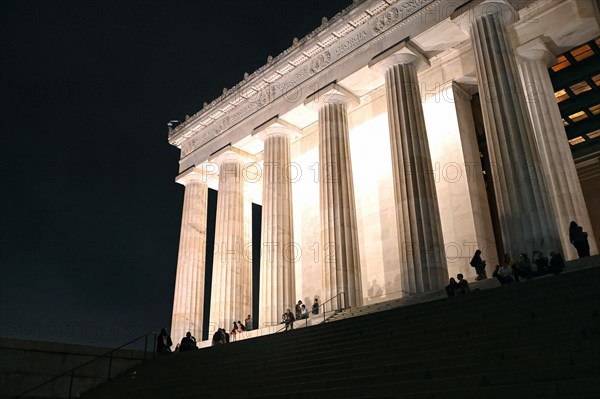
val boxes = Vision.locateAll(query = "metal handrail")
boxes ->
[16,331,158,398]
[319,291,348,322]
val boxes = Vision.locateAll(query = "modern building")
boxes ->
[167,0,600,343]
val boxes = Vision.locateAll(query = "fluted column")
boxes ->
[306,84,363,308]
[209,148,252,331]
[370,46,448,294]
[460,0,561,256]
[171,166,209,342]
[517,37,598,259]
[255,121,297,326]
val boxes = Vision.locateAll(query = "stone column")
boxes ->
[459,0,561,257]
[370,44,448,294]
[254,120,297,326]
[306,84,363,309]
[517,37,598,259]
[209,148,252,331]
[422,82,498,279]
[171,166,209,342]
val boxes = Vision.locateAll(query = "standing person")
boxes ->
[569,221,590,258]
[284,308,295,331]
[245,315,253,331]
[470,249,487,280]
[295,300,303,319]
[312,298,319,315]
[156,328,173,353]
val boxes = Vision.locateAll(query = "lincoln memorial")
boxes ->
[167,0,600,342]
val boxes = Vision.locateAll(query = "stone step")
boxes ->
[116,321,598,386]
[82,266,600,399]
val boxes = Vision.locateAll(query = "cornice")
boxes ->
[169,0,466,160]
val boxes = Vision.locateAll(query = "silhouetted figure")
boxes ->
[230,321,239,340]
[179,331,197,352]
[569,221,590,258]
[533,251,549,276]
[504,253,520,283]
[156,328,173,353]
[312,298,319,315]
[222,328,230,343]
[245,315,253,331]
[456,274,471,294]
[516,253,533,280]
[445,277,459,297]
[492,265,500,278]
[470,249,487,280]
[212,328,224,346]
[284,308,295,331]
[549,251,566,275]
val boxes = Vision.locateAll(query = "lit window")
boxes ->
[562,118,569,126]
[587,129,600,140]
[570,81,592,95]
[592,74,600,87]
[570,44,594,61]
[568,111,588,122]
[589,104,600,115]
[551,55,570,72]
[554,89,570,103]
[568,136,585,146]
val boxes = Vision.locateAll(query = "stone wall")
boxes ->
[0,338,146,398]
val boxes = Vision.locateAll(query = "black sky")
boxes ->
[0,0,352,347]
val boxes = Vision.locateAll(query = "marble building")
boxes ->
[168,0,600,342]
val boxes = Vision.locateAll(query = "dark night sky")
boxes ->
[0,0,352,347]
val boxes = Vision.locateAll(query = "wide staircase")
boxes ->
[83,266,600,399]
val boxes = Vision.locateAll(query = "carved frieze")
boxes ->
[372,7,400,34]
[310,51,332,75]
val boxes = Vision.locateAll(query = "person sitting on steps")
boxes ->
[497,262,515,285]
[284,308,295,331]
[179,331,198,352]
[300,304,309,319]
[445,277,459,297]
[456,274,471,295]
[549,251,566,275]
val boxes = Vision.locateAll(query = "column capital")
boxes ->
[369,40,429,74]
[175,163,215,186]
[304,82,358,111]
[209,145,255,165]
[252,116,302,142]
[455,0,518,33]
[516,37,556,67]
